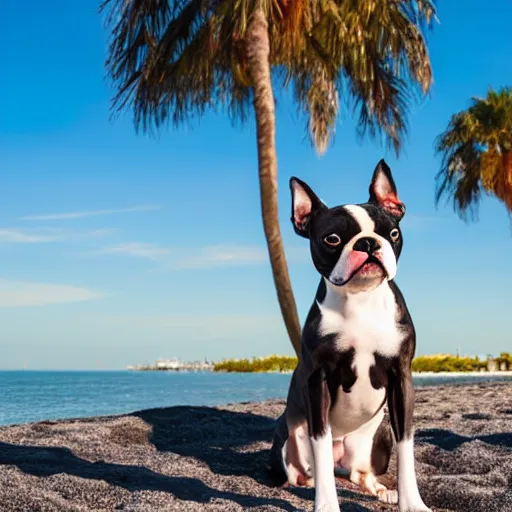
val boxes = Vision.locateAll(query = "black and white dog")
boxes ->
[270,160,430,512]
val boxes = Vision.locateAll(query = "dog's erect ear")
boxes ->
[368,159,406,220]
[290,177,327,238]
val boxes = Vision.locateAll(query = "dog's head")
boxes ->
[290,159,406,293]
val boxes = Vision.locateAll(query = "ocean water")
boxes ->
[0,371,511,426]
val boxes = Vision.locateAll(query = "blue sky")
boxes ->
[1,1,511,370]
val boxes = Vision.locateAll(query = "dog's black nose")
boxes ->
[353,237,380,254]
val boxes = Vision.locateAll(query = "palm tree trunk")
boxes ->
[245,9,302,357]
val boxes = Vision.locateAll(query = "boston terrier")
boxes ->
[269,160,430,512]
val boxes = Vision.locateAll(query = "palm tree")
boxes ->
[436,87,512,218]
[100,0,435,357]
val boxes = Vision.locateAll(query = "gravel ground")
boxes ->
[0,382,510,512]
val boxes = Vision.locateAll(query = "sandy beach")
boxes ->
[0,381,510,511]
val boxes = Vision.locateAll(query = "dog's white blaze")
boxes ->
[311,426,340,512]
[397,439,431,511]
[344,204,375,231]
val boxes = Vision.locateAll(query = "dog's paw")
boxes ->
[349,470,397,504]
[376,488,398,504]
[296,474,315,488]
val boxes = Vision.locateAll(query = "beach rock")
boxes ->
[0,382,510,511]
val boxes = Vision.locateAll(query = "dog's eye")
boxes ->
[390,228,400,242]
[324,234,341,247]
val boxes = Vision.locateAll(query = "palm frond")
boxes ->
[435,87,512,218]
[435,130,483,221]
[101,0,436,154]
[307,65,339,155]
[291,0,435,155]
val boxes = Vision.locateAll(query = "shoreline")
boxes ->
[0,382,510,511]
[2,368,512,376]
[1,373,510,429]
[124,369,512,376]
[413,370,512,377]
[132,353,512,374]
[1,371,510,430]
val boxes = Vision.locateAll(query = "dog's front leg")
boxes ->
[388,363,431,512]
[307,368,339,512]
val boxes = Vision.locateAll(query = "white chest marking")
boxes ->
[317,280,403,357]
[318,280,404,436]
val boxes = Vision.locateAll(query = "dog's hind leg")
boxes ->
[270,413,314,487]
[283,421,315,487]
[337,411,397,504]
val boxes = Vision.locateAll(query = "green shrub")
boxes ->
[496,352,512,369]
[411,354,487,373]
[214,353,501,373]
[213,355,298,373]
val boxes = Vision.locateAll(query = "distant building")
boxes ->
[128,358,214,372]
[156,359,181,370]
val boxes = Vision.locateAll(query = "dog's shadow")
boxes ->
[133,406,393,511]
[0,438,300,510]
[132,405,379,511]
[133,405,279,485]
[0,406,299,511]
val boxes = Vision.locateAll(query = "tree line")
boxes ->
[213,353,512,373]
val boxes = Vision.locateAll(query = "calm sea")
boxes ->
[1,371,511,426]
